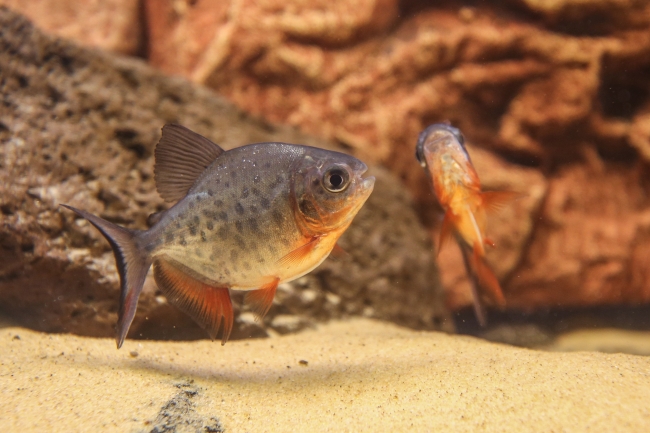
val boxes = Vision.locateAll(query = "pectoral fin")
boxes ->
[481,191,522,214]
[331,243,348,258]
[153,257,233,345]
[276,236,321,269]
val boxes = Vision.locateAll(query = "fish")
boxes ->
[415,123,517,326]
[62,124,375,348]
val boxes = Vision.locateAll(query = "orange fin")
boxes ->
[331,243,348,258]
[472,244,506,308]
[481,191,521,214]
[327,243,349,262]
[458,243,487,326]
[153,257,233,345]
[245,277,280,320]
[437,211,455,256]
[484,237,496,248]
[277,236,320,269]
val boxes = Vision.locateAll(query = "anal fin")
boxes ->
[245,277,280,320]
[153,257,233,345]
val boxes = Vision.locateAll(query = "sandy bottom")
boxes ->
[2,319,650,432]
[547,328,650,356]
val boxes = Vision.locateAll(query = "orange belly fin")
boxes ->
[472,243,506,308]
[153,257,234,345]
[245,277,280,320]
[331,243,348,258]
[277,236,321,269]
[481,191,521,214]
[327,243,350,262]
[437,210,455,256]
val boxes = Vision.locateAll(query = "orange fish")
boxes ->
[415,123,516,325]
[62,124,374,347]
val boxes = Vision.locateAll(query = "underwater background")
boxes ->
[2,1,650,431]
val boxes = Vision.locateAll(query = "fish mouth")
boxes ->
[360,176,375,192]
[340,174,374,223]
[353,162,374,195]
[423,131,455,150]
[353,175,375,209]
[418,124,467,159]
[419,123,464,146]
[357,161,369,176]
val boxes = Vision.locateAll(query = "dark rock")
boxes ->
[0,7,452,342]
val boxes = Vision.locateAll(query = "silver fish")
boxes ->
[63,124,375,347]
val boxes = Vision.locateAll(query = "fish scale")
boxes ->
[147,145,305,288]
[62,124,374,347]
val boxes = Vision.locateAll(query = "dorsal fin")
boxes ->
[154,124,225,203]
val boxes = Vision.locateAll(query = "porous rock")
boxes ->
[142,0,650,312]
[0,8,451,341]
[0,0,142,55]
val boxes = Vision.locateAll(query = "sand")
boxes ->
[547,328,650,356]
[2,319,649,432]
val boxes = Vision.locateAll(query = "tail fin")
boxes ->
[471,243,506,308]
[458,243,487,326]
[61,205,152,348]
[459,241,507,326]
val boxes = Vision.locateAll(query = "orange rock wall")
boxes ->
[143,0,650,312]
[9,0,650,312]
[0,0,142,55]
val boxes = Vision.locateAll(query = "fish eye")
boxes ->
[323,166,350,193]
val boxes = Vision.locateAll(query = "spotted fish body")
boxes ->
[150,144,334,288]
[63,125,374,347]
[415,124,516,326]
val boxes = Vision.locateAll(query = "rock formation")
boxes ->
[3,0,650,315]
[0,7,450,341]
[141,0,650,313]
[0,0,142,55]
